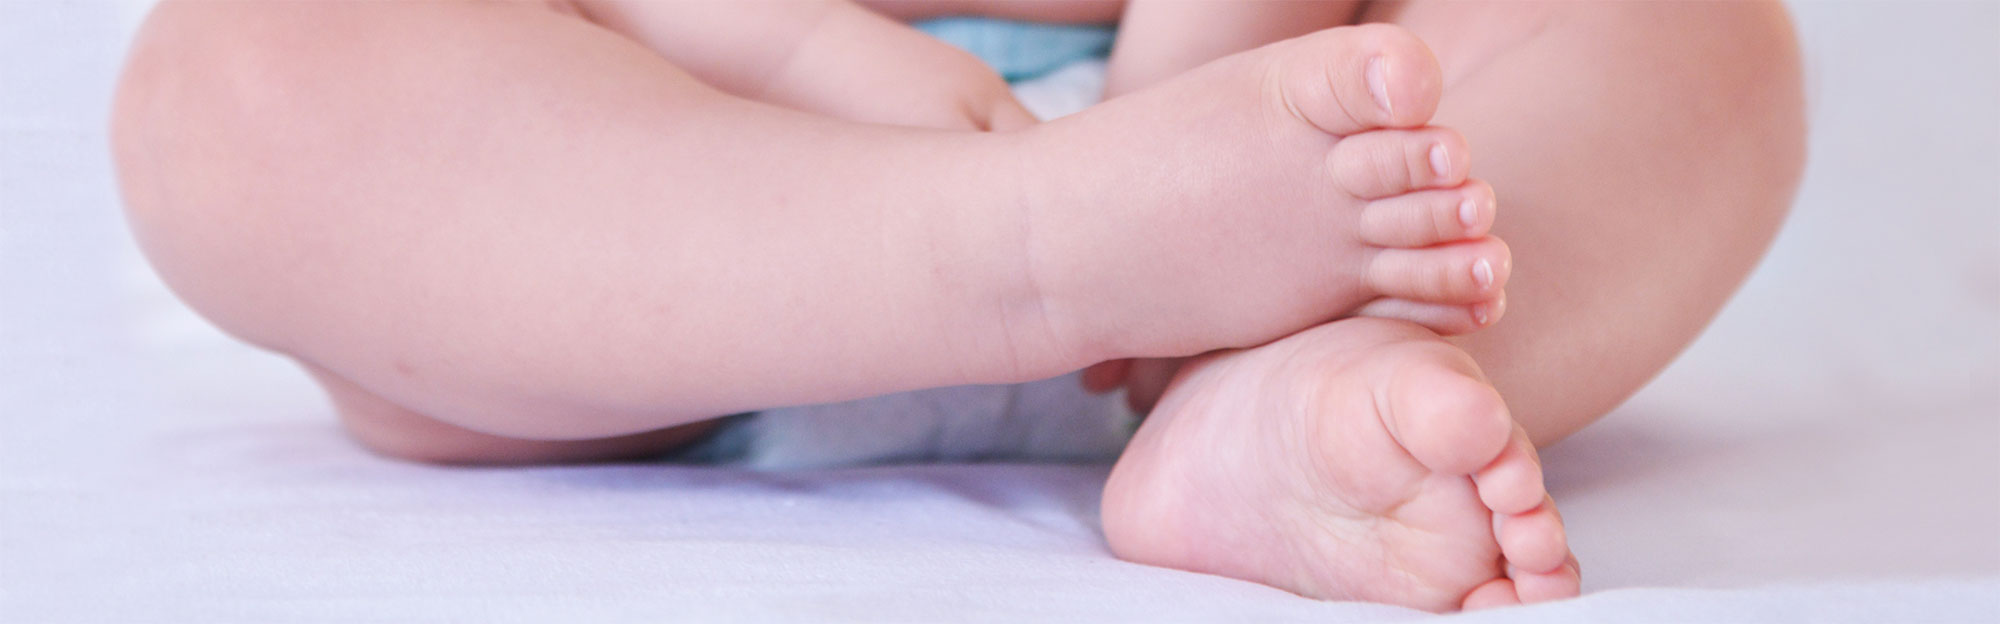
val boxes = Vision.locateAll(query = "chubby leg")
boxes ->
[1375,1,1806,443]
[313,0,1044,464]
[1100,0,1801,609]
[116,0,1058,444]
[116,4,1500,457]
[1100,2,1805,444]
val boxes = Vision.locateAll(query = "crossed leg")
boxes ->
[116,0,1511,466]
[1383,1,1805,442]
[287,0,1046,464]
[114,0,1057,464]
[1098,1,1806,443]
[114,0,1802,609]
[1096,0,1804,610]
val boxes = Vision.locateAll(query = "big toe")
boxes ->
[1379,348,1512,476]
[1275,23,1444,136]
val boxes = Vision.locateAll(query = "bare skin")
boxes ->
[114,2,1502,439]
[110,0,1804,611]
[593,0,1803,609]
[1103,318,1575,610]
[1094,1,1807,445]
[1087,6,1571,606]
[303,0,1052,464]
[1080,0,1802,609]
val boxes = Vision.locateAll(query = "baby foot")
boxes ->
[1101,318,1578,611]
[1021,24,1509,364]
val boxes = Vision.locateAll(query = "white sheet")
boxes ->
[3,2,1996,621]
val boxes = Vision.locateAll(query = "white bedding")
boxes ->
[3,2,1996,621]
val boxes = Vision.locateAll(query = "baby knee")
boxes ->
[114,2,296,345]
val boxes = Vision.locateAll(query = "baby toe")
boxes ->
[1274,23,1444,135]
[1380,355,1513,476]
[1359,180,1496,247]
[1352,295,1504,335]
[1474,426,1545,515]
[1509,556,1582,604]
[1329,127,1469,199]
[1496,496,1570,575]
[1460,578,1522,610]
[1367,236,1511,304]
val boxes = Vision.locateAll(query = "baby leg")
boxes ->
[115,2,1500,461]
[1101,1,1803,609]
[1097,2,1805,444]
[115,0,1057,449]
[301,0,1046,464]
[1377,1,1806,443]
[1369,3,1805,444]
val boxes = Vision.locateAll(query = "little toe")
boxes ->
[1328,127,1470,199]
[1379,356,1512,476]
[1496,497,1570,574]
[1509,556,1582,604]
[1359,181,1496,247]
[1473,426,1546,515]
[1460,578,1522,610]
[1352,294,1505,336]
[1367,237,1512,304]
[1274,23,1444,135]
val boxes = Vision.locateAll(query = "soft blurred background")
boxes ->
[3,1,1995,621]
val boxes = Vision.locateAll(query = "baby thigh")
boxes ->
[1368,1,1807,443]
[115,0,767,463]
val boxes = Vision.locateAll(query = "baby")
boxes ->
[110,0,1806,612]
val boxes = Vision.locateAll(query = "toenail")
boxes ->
[1458,198,1479,230]
[1473,302,1491,326]
[1473,258,1495,290]
[1366,56,1393,118]
[1429,144,1450,179]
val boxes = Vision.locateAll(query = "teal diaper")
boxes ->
[913,17,1116,83]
